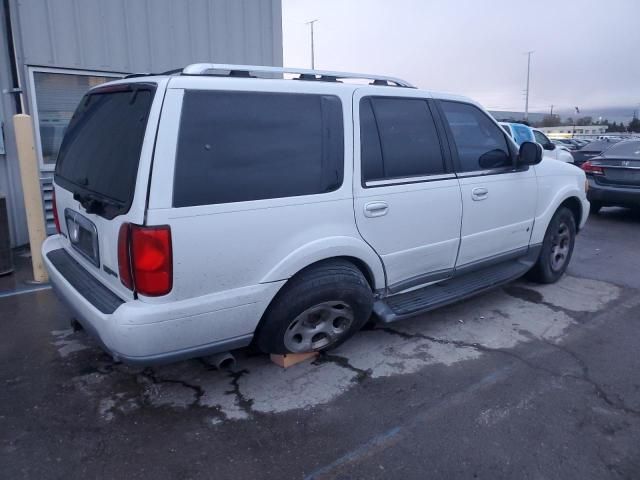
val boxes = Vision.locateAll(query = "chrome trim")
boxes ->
[365,173,456,187]
[599,164,640,170]
[455,167,520,178]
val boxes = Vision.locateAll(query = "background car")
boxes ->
[501,123,574,163]
[582,139,640,213]
[531,128,575,163]
[572,138,621,166]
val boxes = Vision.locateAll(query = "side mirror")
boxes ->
[544,142,556,151]
[518,141,543,166]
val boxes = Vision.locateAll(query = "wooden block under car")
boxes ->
[270,352,318,368]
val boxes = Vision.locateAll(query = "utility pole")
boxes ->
[306,19,318,69]
[524,51,534,121]
[550,105,554,116]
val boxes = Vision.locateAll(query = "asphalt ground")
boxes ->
[1,207,639,479]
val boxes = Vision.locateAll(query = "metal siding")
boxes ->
[15,0,282,73]
[0,2,28,246]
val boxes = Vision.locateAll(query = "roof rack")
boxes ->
[181,63,415,88]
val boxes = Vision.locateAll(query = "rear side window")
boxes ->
[360,97,445,183]
[173,91,344,207]
[55,84,156,212]
[440,101,512,172]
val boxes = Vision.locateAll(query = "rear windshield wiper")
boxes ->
[73,191,124,216]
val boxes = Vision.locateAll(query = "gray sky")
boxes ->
[282,0,640,116]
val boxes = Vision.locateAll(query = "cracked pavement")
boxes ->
[2,208,640,479]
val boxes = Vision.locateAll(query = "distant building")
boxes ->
[537,125,607,137]
[488,110,547,124]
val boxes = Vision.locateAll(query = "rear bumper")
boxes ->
[587,178,640,208]
[42,235,284,365]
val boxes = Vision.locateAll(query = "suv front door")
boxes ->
[438,100,537,269]
[353,88,462,293]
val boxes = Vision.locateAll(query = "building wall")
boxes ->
[1,0,283,246]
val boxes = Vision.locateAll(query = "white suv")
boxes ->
[43,64,589,365]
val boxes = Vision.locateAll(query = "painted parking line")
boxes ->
[0,284,52,299]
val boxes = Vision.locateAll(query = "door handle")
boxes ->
[471,187,489,201]
[364,201,389,218]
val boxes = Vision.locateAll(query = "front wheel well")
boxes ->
[559,197,583,230]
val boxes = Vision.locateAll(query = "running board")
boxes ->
[374,254,537,324]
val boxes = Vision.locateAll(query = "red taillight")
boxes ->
[52,190,61,234]
[118,223,172,296]
[581,161,604,175]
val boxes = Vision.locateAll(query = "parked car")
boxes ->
[42,64,589,365]
[573,138,621,166]
[531,129,575,163]
[582,139,640,213]
[554,139,580,151]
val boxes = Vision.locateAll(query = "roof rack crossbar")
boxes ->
[181,63,414,88]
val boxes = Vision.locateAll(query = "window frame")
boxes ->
[434,99,521,178]
[358,95,453,189]
[27,66,125,172]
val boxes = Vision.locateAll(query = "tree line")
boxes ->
[536,113,640,133]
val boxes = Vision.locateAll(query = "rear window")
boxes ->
[173,90,344,207]
[55,84,156,214]
[602,141,640,158]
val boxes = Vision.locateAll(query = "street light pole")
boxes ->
[306,19,318,69]
[524,51,534,121]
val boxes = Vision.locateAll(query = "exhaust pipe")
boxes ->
[205,351,236,371]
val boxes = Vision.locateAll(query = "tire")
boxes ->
[527,206,576,284]
[254,260,374,355]
[590,202,602,214]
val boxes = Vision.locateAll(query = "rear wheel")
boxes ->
[255,260,374,354]
[527,206,576,284]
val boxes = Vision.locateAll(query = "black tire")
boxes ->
[590,202,602,214]
[527,206,576,284]
[255,260,374,354]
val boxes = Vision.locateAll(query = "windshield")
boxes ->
[603,140,640,158]
[55,83,156,212]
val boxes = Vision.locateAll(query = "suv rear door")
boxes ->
[352,87,462,293]
[52,78,167,299]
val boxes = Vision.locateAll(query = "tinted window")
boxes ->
[360,97,445,183]
[55,85,155,207]
[440,101,512,172]
[173,91,344,207]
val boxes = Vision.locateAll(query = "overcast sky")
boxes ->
[282,0,640,116]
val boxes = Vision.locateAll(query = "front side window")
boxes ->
[440,101,512,172]
[359,97,445,183]
[173,91,344,207]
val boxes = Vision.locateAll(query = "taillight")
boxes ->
[52,190,61,234]
[118,223,172,296]
[581,161,604,175]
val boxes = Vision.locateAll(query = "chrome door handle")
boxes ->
[364,201,389,218]
[471,187,489,201]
